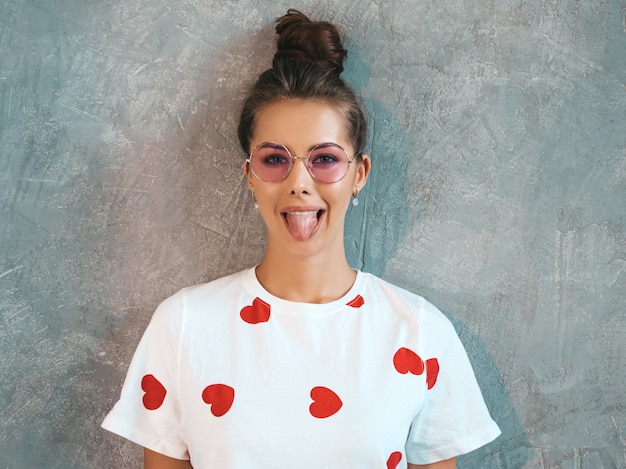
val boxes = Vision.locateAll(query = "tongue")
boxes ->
[285,211,319,241]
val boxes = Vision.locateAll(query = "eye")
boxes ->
[263,153,289,166]
[310,152,340,167]
[254,144,291,166]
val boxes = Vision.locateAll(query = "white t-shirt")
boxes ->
[102,268,500,467]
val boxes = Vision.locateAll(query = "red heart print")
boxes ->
[387,451,402,469]
[202,384,235,417]
[141,374,167,410]
[240,297,271,324]
[309,386,342,418]
[393,347,424,375]
[346,294,365,308]
[426,357,440,390]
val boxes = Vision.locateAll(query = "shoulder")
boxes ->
[152,268,250,322]
[361,272,457,334]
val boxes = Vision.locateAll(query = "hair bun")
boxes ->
[273,9,347,75]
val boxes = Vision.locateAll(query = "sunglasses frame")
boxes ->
[246,142,359,184]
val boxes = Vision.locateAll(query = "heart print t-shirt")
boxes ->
[102,267,501,467]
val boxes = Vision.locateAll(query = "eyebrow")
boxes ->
[260,142,343,154]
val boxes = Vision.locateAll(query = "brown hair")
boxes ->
[237,9,367,158]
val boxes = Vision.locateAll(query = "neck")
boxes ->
[255,244,356,304]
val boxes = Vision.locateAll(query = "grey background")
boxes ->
[1,0,624,467]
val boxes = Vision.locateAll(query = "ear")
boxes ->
[354,154,371,193]
[243,160,255,191]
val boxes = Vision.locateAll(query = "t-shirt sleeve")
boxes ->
[101,291,189,460]
[405,302,501,464]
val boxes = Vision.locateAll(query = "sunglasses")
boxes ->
[246,142,358,183]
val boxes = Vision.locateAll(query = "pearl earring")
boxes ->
[352,192,359,207]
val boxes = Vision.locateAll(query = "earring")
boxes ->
[352,192,359,207]
[252,193,258,210]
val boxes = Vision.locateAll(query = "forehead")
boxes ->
[252,99,351,152]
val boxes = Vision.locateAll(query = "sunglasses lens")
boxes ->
[308,144,350,183]
[250,144,292,182]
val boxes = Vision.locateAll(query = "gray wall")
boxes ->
[1,0,624,467]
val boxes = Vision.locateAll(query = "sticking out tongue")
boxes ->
[284,211,320,241]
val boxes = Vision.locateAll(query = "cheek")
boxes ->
[254,188,281,218]
[326,184,354,212]
[341,172,359,198]
[254,202,276,231]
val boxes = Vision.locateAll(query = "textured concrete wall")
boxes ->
[1,1,624,467]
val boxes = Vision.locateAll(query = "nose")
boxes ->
[287,156,313,194]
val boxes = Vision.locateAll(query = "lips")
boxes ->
[281,207,325,241]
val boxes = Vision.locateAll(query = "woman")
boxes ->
[102,10,500,468]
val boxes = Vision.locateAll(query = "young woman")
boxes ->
[103,10,500,468]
